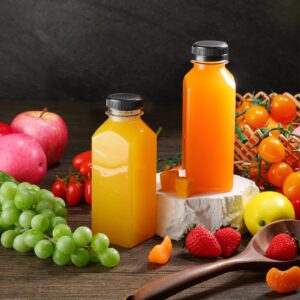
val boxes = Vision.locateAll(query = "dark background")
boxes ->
[0,0,299,103]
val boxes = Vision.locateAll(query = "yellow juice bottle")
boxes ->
[182,41,236,194]
[92,93,157,248]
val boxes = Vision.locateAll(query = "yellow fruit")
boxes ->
[244,192,295,235]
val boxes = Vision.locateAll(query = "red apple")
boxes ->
[11,108,68,166]
[0,122,13,136]
[0,133,47,183]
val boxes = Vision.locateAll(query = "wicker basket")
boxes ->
[234,92,300,174]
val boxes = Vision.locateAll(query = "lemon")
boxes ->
[244,191,295,235]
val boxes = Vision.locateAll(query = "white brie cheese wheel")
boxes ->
[156,171,259,240]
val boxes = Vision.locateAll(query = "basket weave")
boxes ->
[234,92,300,174]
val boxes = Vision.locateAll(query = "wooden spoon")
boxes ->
[126,219,300,300]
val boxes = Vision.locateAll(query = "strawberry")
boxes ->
[265,233,298,260]
[214,227,241,257]
[185,226,222,258]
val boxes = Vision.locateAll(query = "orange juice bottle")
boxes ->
[92,93,157,248]
[182,41,236,194]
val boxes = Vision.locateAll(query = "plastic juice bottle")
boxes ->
[182,41,236,194]
[92,93,157,248]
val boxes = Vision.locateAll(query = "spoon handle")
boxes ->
[126,257,248,300]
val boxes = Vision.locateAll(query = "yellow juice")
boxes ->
[92,94,157,248]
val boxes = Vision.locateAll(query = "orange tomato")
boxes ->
[240,98,253,111]
[265,117,283,137]
[258,136,285,163]
[248,160,267,179]
[244,105,269,129]
[267,162,293,188]
[283,172,300,201]
[270,94,297,124]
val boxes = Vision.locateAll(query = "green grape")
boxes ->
[1,229,18,248]
[91,233,110,254]
[14,220,22,229]
[19,210,35,228]
[2,200,17,210]
[0,182,17,200]
[34,240,54,259]
[52,249,71,266]
[51,216,67,228]
[73,226,92,247]
[1,208,21,225]
[89,248,100,263]
[41,209,56,220]
[23,229,44,247]
[17,182,31,191]
[53,204,67,218]
[56,236,75,255]
[99,248,120,268]
[0,193,6,204]
[37,189,54,202]
[0,215,13,230]
[52,224,72,239]
[71,248,90,267]
[13,234,31,252]
[31,214,49,232]
[14,189,34,210]
[54,197,66,207]
[28,190,39,204]
[35,200,53,213]
[30,184,40,192]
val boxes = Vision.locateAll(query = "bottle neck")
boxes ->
[192,60,228,70]
[106,108,143,121]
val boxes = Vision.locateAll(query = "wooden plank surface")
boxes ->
[0,99,297,299]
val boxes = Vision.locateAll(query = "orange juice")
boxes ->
[92,93,157,248]
[182,41,236,193]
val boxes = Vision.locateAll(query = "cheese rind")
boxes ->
[156,172,259,240]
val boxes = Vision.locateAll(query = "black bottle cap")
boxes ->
[106,93,144,111]
[192,41,228,62]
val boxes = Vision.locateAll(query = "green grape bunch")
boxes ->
[0,171,120,268]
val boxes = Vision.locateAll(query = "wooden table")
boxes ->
[0,99,296,299]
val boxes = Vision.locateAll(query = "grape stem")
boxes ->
[43,233,56,244]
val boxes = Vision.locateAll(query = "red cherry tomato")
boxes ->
[72,151,91,170]
[84,179,92,205]
[66,181,83,206]
[291,198,300,220]
[0,122,13,136]
[69,174,81,183]
[80,159,92,178]
[51,179,66,199]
